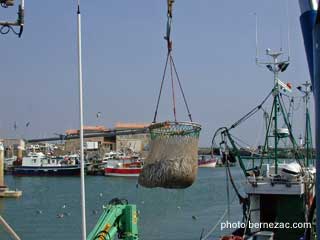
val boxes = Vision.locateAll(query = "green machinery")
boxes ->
[212,50,313,176]
[87,198,139,240]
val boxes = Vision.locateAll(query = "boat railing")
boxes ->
[246,175,303,186]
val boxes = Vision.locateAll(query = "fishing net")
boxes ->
[138,121,201,189]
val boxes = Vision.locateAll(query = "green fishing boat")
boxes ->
[212,49,315,240]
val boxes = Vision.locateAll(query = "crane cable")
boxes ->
[229,90,273,130]
[152,0,193,123]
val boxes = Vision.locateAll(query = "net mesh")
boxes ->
[138,121,201,189]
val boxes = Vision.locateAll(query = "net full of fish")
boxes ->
[138,122,201,189]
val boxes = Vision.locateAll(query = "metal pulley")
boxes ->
[167,0,174,18]
[0,0,14,8]
[164,0,174,52]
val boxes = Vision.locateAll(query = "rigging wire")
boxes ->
[229,90,273,130]
[254,111,266,147]
[152,0,193,123]
[280,92,303,111]
[200,193,238,240]
[170,55,193,122]
[200,209,228,240]
[228,134,265,158]
[279,94,291,128]
[153,53,170,123]
[169,54,177,122]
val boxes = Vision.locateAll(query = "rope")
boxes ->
[200,194,238,240]
[254,112,265,147]
[280,92,302,111]
[152,0,194,123]
[210,127,228,157]
[226,159,246,202]
[0,25,21,36]
[169,54,177,121]
[200,208,228,240]
[279,94,291,128]
[153,53,170,123]
[229,90,272,130]
[170,54,193,122]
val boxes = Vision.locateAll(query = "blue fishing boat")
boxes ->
[13,152,80,176]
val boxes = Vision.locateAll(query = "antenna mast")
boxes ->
[257,49,291,174]
[297,81,313,166]
[254,12,259,63]
[76,0,87,239]
[286,0,291,60]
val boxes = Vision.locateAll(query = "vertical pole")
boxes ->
[255,13,258,61]
[0,216,21,240]
[0,143,4,187]
[312,12,320,238]
[264,111,269,150]
[273,61,279,174]
[225,165,230,220]
[274,95,278,174]
[76,1,87,239]
[306,106,310,167]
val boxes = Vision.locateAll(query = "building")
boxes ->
[115,122,150,155]
[1,139,25,158]
[64,126,116,154]
[63,123,150,158]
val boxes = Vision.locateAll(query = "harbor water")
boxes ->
[0,167,245,240]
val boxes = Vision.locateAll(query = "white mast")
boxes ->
[76,0,87,239]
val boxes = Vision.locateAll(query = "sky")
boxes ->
[0,0,314,147]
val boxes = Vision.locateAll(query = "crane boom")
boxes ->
[87,199,139,240]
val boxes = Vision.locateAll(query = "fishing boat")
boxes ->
[210,49,315,240]
[198,155,217,168]
[104,158,143,177]
[13,152,81,176]
[102,151,125,163]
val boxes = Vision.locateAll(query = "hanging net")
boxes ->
[139,0,202,189]
[138,121,201,188]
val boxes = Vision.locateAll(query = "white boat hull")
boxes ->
[198,161,217,168]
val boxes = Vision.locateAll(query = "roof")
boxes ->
[115,122,150,129]
[65,126,108,135]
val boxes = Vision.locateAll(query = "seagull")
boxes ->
[96,112,101,118]
[36,209,43,214]
[57,213,64,218]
